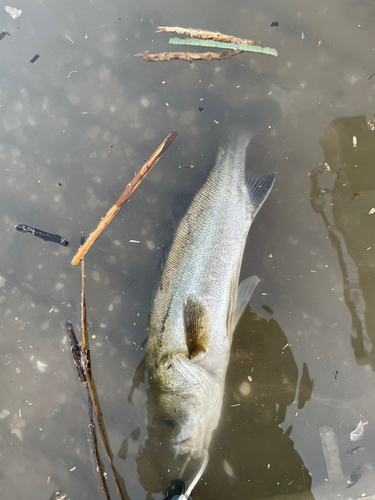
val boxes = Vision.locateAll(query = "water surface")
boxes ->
[1,1,375,499]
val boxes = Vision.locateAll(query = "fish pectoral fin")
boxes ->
[233,276,260,330]
[183,296,211,360]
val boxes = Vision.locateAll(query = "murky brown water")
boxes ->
[1,1,375,499]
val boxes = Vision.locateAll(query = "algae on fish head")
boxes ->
[146,133,276,459]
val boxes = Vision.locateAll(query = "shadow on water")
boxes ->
[132,309,314,500]
[310,115,375,370]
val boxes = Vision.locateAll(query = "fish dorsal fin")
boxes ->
[183,296,210,360]
[233,276,260,330]
[171,191,195,228]
[150,243,170,304]
[246,172,276,217]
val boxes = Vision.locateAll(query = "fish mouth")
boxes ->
[173,437,202,459]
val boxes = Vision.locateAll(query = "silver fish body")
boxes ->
[146,134,276,459]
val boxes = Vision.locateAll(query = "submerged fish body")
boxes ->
[146,134,276,459]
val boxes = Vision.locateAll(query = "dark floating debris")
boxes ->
[15,224,70,247]
[0,30,10,41]
[48,490,67,500]
[261,304,274,315]
[29,53,40,63]
[334,370,338,380]
[198,107,203,111]
[347,465,362,488]
[271,21,279,27]
[345,446,364,457]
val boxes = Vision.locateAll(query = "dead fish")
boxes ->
[146,134,276,459]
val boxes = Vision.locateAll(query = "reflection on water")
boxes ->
[311,115,375,369]
[193,311,313,499]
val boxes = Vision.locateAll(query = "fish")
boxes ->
[146,133,276,460]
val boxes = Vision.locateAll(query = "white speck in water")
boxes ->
[140,97,150,107]
[223,459,237,479]
[55,282,64,291]
[36,360,48,372]
[0,409,10,419]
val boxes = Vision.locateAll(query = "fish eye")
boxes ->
[163,418,175,429]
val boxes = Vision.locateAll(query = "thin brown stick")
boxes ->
[87,391,111,499]
[135,50,242,63]
[80,254,126,500]
[65,321,111,498]
[71,131,178,265]
[85,351,126,499]
[156,26,259,46]
[80,236,88,352]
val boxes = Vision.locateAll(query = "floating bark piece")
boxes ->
[29,53,40,63]
[15,224,69,246]
[135,50,242,63]
[71,131,178,265]
[156,26,259,46]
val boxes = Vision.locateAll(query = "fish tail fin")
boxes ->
[246,171,276,217]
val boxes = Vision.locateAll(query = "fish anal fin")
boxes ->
[183,296,210,360]
[233,276,260,330]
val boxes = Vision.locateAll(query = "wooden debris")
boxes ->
[71,131,178,265]
[156,26,259,46]
[135,26,277,63]
[15,223,69,247]
[135,50,242,63]
[66,246,127,500]
[0,30,10,41]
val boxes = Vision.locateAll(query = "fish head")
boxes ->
[148,352,223,459]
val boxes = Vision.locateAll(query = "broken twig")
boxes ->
[156,26,259,46]
[135,50,242,63]
[71,131,178,265]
